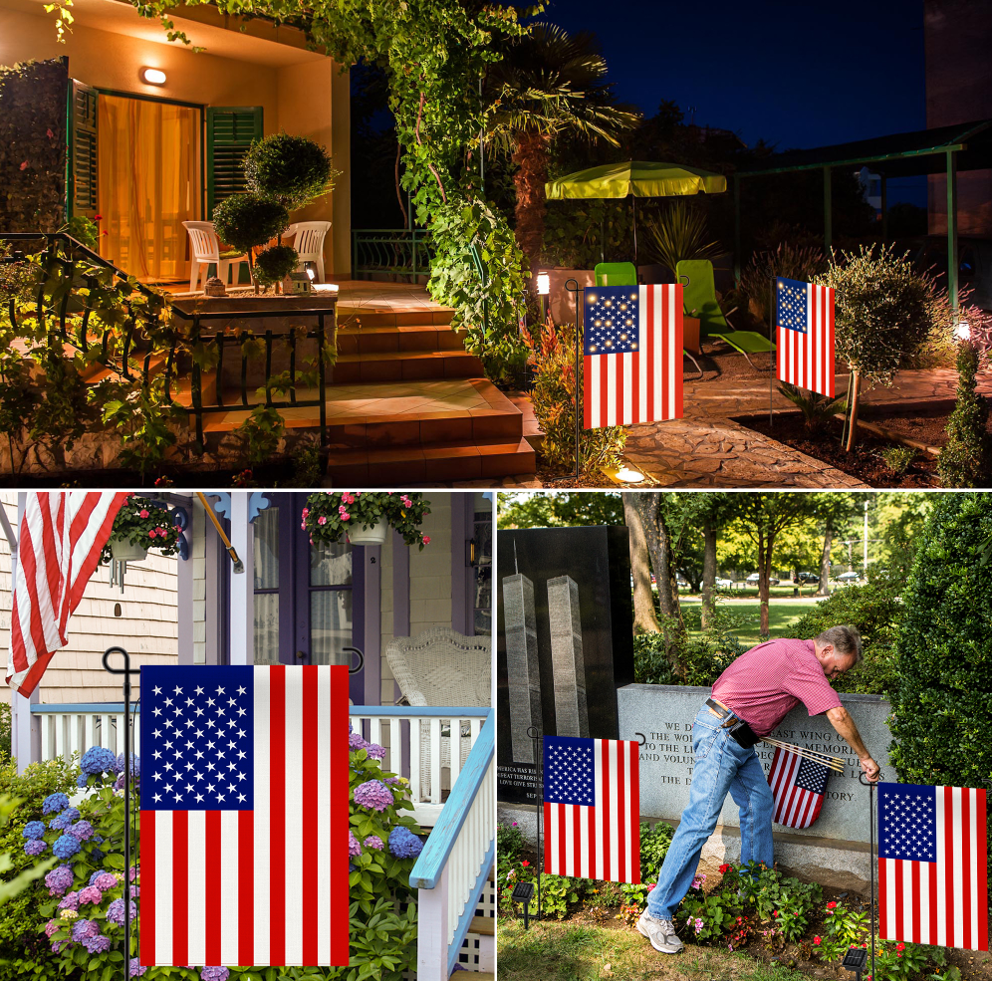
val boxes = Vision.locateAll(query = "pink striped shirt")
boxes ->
[710,638,842,736]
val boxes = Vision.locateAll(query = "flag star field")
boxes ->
[545,739,595,806]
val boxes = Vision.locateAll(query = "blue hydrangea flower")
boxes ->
[83,933,111,954]
[388,826,424,860]
[49,808,80,831]
[71,919,99,942]
[114,753,141,778]
[105,898,137,925]
[45,865,74,897]
[365,742,387,761]
[53,834,81,860]
[353,779,394,812]
[42,793,70,815]
[22,821,46,840]
[129,957,147,977]
[76,774,90,788]
[201,968,230,981]
[24,839,47,857]
[58,891,80,911]
[80,746,117,776]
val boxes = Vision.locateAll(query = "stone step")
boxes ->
[331,349,483,384]
[335,323,467,355]
[325,438,535,484]
[336,308,454,329]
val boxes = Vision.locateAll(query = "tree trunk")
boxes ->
[758,528,773,636]
[701,523,718,630]
[845,370,861,452]
[623,493,660,635]
[511,131,550,277]
[817,526,832,597]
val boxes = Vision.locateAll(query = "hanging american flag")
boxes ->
[583,285,683,430]
[775,277,835,397]
[140,664,350,967]
[878,782,988,951]
[543,735,640,884]
[766,746,830,829]
[6,491,130,697]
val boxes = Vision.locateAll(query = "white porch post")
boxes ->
[228,493,254,666]
[416,867,450,981]
[10,493,40,774]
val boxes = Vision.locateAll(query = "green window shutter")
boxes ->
[206,106,262,217]
[66,80,98,219]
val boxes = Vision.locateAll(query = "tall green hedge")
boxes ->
[888,493,992,902]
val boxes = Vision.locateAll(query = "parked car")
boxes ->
[714,577,733,589]
[794,572,820,584]
[675,574,689,588]
[836,571,861,582]
[746,573,780,585]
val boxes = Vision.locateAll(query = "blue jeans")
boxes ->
[646,702,775,921]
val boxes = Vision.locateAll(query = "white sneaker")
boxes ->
[636,910,684,954]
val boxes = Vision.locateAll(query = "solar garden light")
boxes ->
[954,318,971,342]
[842,945,868,981]
[511,880,535,930]
[537,271,550,322]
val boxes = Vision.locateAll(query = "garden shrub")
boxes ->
[618,821,673,907]
[520,315,625,472]
[243,134,337,212]
[738,242,826,326]
[888,493,992,901]
[790,579,904,696]
[253,245,299,287]
[642,200,723,277]
[12,731,425,981]
[937,342,992,488]
[0,704,9,760]
[633,630,749,688]
[541,198,633,269]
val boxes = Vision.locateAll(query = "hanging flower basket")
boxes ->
[302,492,432,550]
[101,495,182,564]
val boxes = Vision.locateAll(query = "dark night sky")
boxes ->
[538,0,928,202]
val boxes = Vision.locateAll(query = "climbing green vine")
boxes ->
[121,0,541,379]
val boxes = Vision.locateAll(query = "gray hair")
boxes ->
[817,625,863,663]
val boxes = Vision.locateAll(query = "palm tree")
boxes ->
[484,23,640,274]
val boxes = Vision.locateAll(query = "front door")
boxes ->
[253,493,365,703]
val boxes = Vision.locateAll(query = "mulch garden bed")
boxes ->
[740,413,941,488]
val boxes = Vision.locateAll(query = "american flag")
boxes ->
[767,747,830,829]
[6,492,130,697]
[878,782,988,951]
[775,277,835,397]
[583,285,683,430]
[140,664,350,967]
[543,736,640,884]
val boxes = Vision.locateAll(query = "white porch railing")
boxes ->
[410,711,495,981]
[30,703,488,827]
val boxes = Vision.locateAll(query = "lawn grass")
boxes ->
[497,919,812,981]
[680,600,819,649]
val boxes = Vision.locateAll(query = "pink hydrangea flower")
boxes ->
[78,885,103,905]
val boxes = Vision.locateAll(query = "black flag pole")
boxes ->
[528,725,544,919]
[860,770,880,981]
[102,647,141,981]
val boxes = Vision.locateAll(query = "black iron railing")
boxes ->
[352,228,433,282]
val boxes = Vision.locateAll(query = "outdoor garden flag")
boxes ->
[583,284,683,430]
[878,782,988,951]
[6,491,130,697]
[767,746,830,829]
[775,277,836,398]
[140,664,350,967]
[543,735,640,884]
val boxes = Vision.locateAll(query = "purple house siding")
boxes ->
[450,495,475,635]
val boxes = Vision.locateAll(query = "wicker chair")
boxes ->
[384,626,491,799]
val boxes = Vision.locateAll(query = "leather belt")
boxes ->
[705,696,741,728]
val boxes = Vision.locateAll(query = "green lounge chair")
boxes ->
[676,259,776,369]
[595,261,704,377]
[594,261,637,286]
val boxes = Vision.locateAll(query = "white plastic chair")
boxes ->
[285,220,331,282]
[182,221,249,292]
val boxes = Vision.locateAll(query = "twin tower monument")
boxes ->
[502,569,589,763]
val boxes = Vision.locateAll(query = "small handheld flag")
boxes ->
[878,782,988,951]
[775,277,835,398]
[543,735,640,884]
[583,285,682,430]
[767,746,831,829]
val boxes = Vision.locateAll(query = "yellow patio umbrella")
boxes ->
[545,160,727,262]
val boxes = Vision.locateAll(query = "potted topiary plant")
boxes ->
[302,492,431,548]
[244,133,339,212]
[211,193,291,294]
[103,495,182,563]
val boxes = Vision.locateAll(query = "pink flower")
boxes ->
[404,500,412,508]
[422,536,430,544]
[139,510,149,518]
[19,161,28,171]
[341,512,350,521]
[338,505,347,514]
[813,936,821,945]
[148,530,157,538]
[302,508,309,518]
[301,523,306,530]
[318,516,327,526]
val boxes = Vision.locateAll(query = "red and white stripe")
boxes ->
[543,739,640,884]
[879,785,988,951]
[7,492,130,696]
[776,282,835,398]
[140,665,350,967]
[584,285,683,430]
[767,747,825,830]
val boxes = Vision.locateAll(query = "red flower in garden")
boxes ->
[423,536,431,544]
[719,863,731,874]
[813,936,821,945]
[521,860,530,868]
[826,901,837,909]
[772,911,779,917]
[896,944,905,952]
